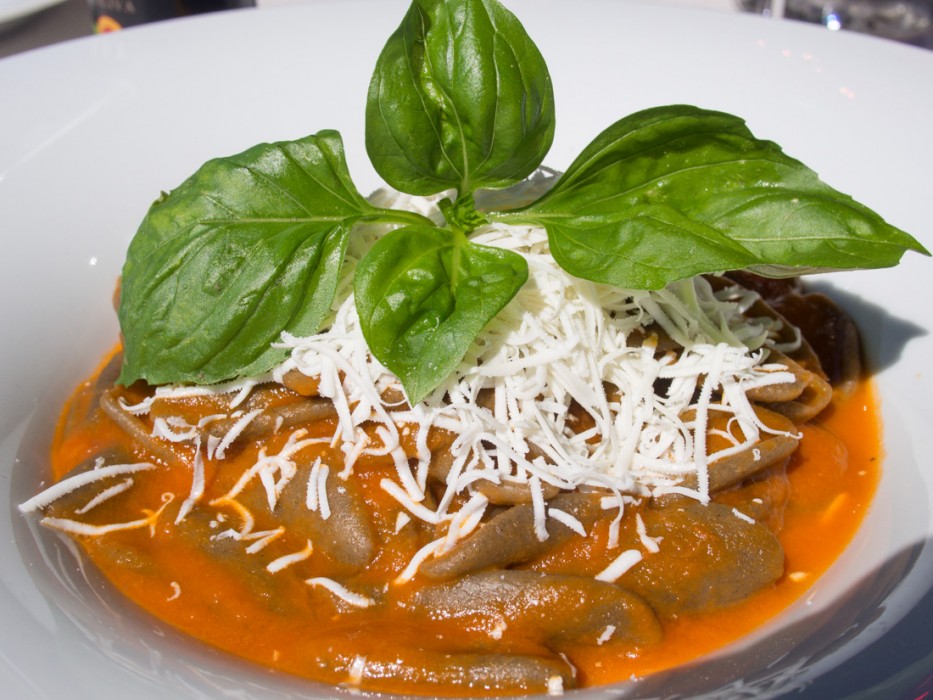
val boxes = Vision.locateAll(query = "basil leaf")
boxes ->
[546,204,758,290]
[354,224,528,403]
[118,131,377,386]
[512,105,928,288]
[366,0,555,196]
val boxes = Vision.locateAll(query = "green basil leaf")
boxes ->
[354,224,528,403]
[547,204,758,290]
[512,105,928,288]
[366,0,555,196]
[118,131,378,386]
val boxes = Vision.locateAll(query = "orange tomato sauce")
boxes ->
[48,352,881,695]
[578,379,881,685]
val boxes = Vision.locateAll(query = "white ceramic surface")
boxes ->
[1,2,931,698]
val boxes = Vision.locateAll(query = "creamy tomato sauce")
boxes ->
[578,378,880,685]
[45,347,880,696]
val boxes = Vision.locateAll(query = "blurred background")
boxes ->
[1,0,932,60]
[739,0,933,46]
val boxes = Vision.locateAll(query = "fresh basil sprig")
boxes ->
[118,0,928,401]
[495,105,927,289]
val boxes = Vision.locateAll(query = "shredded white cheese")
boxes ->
[596,625,616,645]
[732,508,756,524]
[75,477,134,514]
[244,528,284,554]
[266,540,313,573]
[548,508,586,537]
[213,430,329,510]
[315,462,331,519]
[595,549,644,583]
[380,478,442,524]
[305,456,324,511]
[306,577,375,608]
[394,512,412,533]
[211,408,263,460]
[635,513,662,554]
[394,538,445,585]
[530,475,548,542]
[40,492,174,537]
[19,461,156,513]
[438,493,489,554]
[345,655,367,688]
[176,436,205,523]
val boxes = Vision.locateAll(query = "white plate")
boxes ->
[1,3,931,698]
[0,0,66,32]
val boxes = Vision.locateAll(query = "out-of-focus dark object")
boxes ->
[738,0,933,49]
[89,0,255,33]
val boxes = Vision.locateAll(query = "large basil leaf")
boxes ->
[354,224,528,403]
[546,205,758,290]
[366,0,555,196]
[511,105,928,288]
[118,131,378,386]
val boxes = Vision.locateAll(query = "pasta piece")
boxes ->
[403,570,662,649]
[419,492,600,579]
